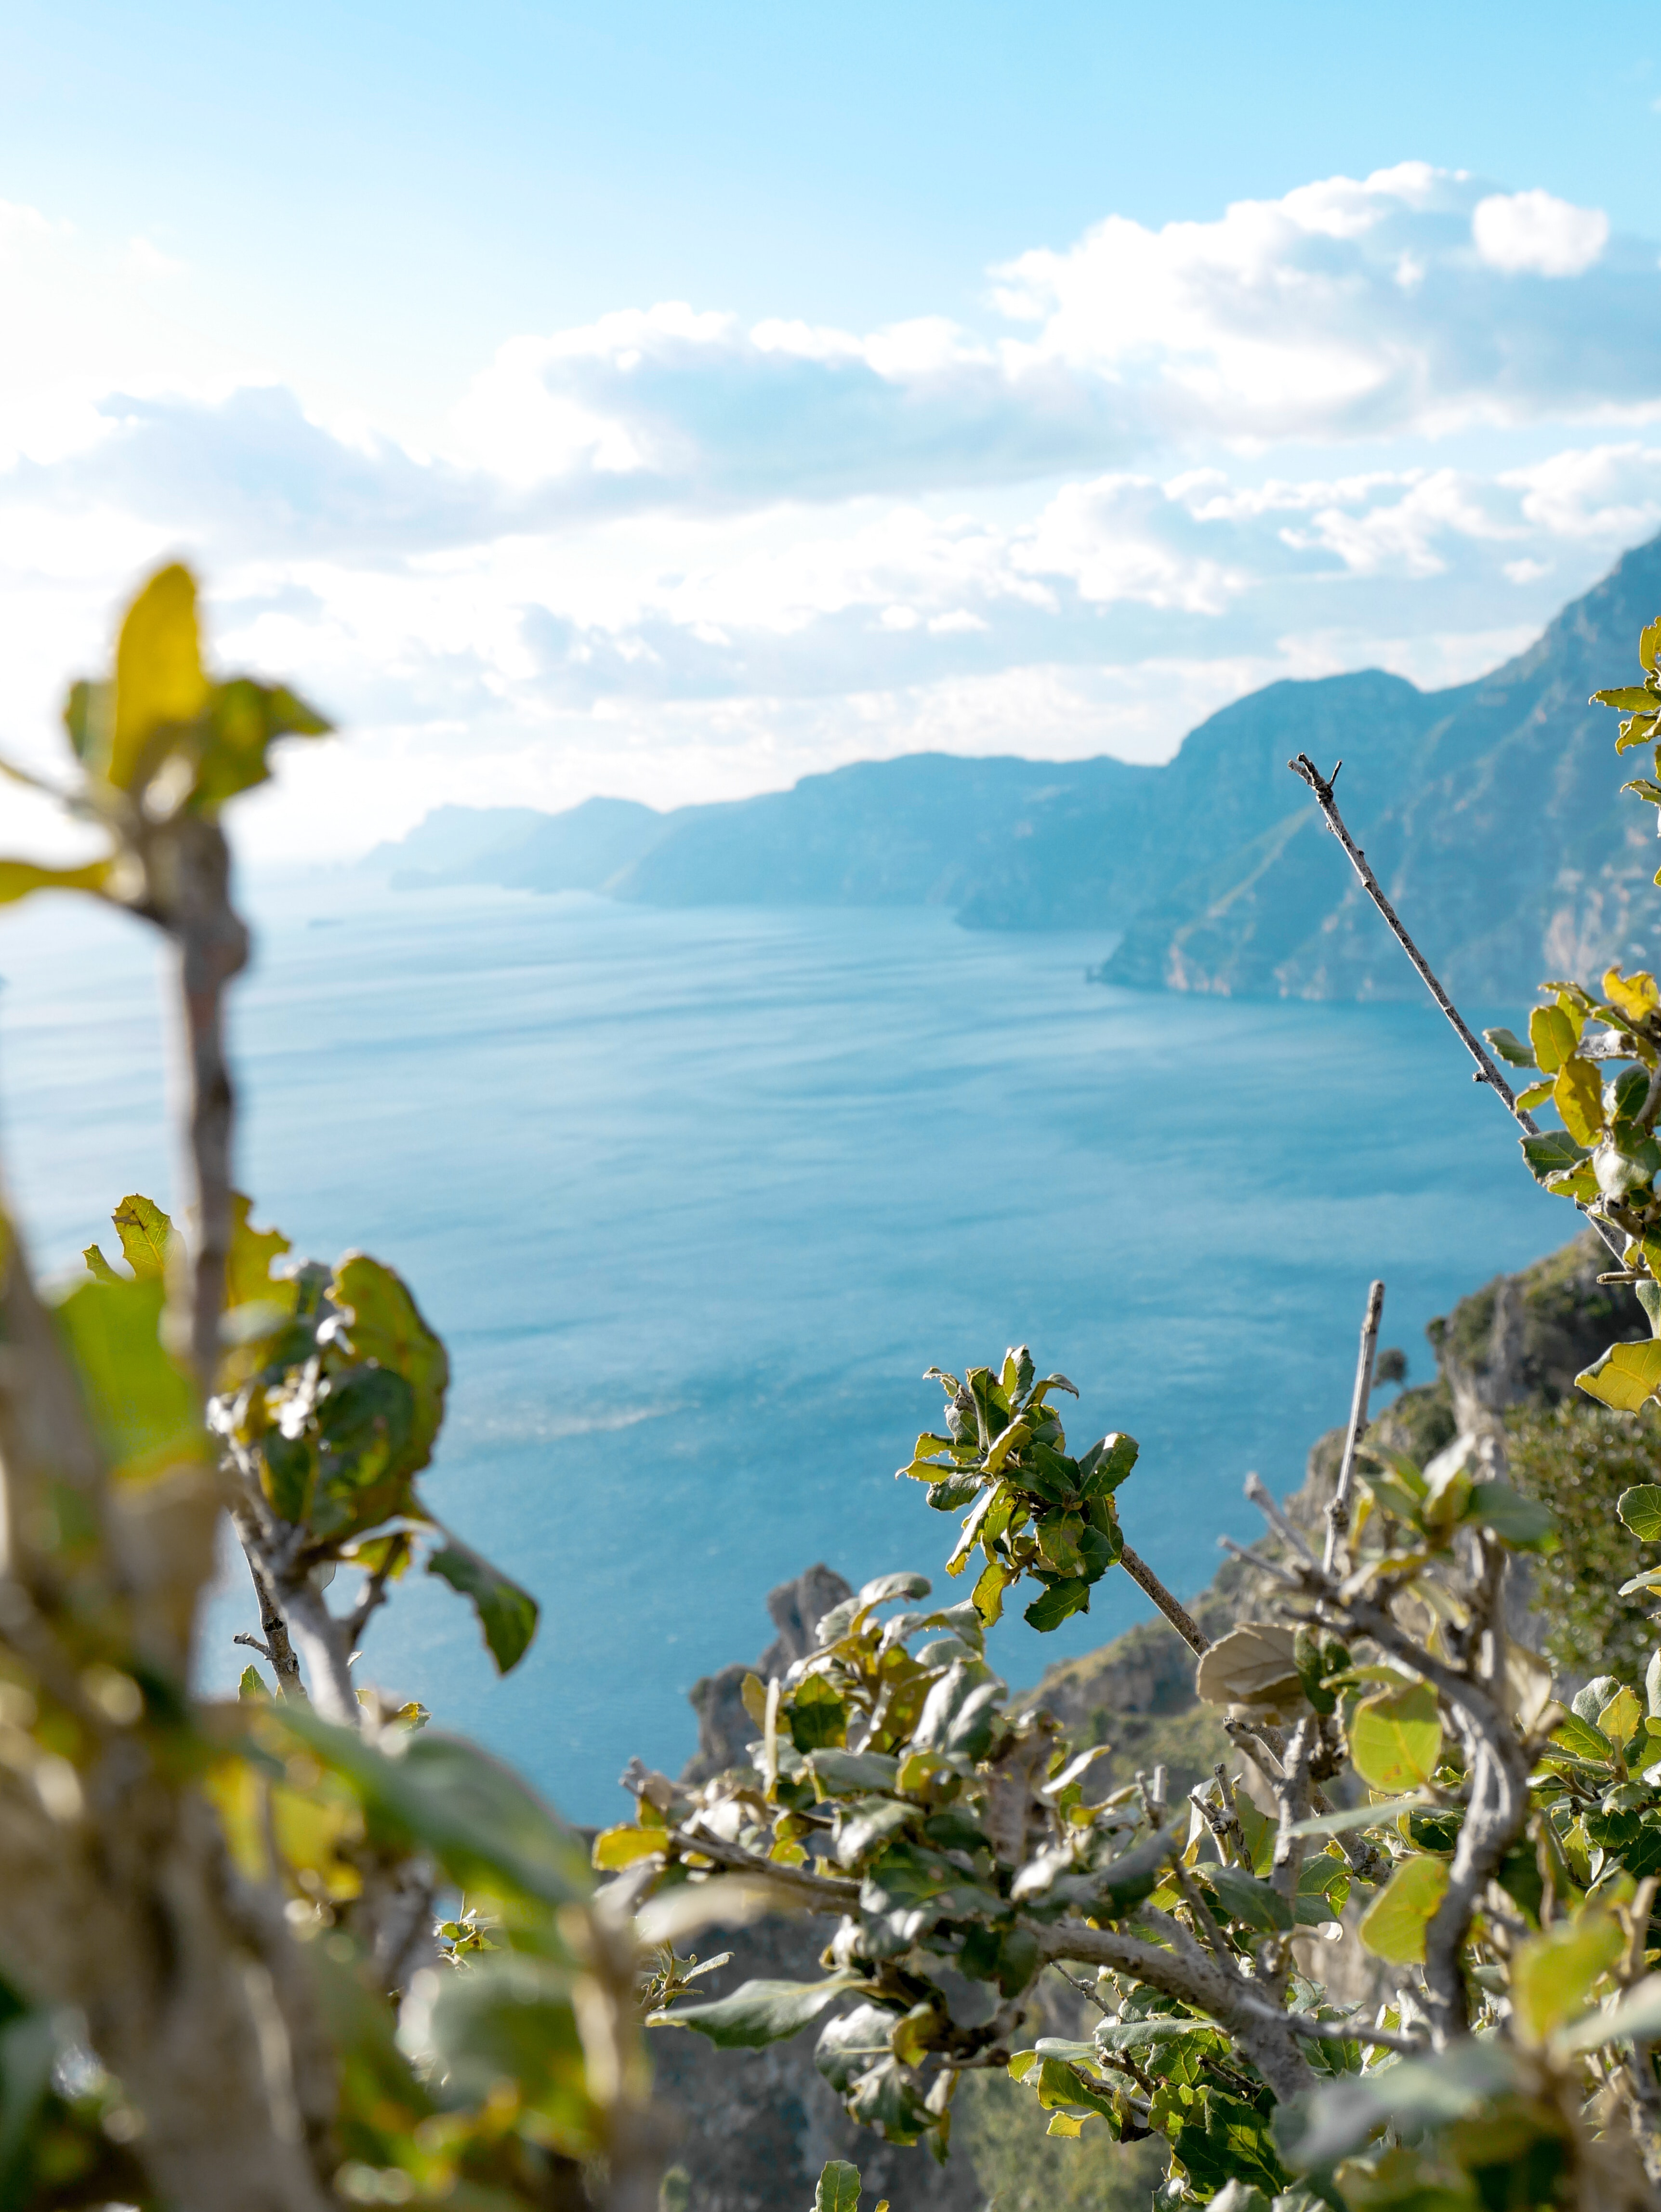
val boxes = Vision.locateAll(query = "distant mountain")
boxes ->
[367,533,1661,1000]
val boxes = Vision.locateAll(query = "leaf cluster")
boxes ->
[898,1347,1138,1633]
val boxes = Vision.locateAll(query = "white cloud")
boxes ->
[0,171,1659,860]
[1472,188,1609,277]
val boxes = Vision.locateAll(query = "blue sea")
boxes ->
[0,876,1564,1821]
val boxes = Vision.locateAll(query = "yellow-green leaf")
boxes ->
[1620,1484,1661,1540]
[1529,1003,1578,1075]
[82,1243,120,1284]
[591,1823,668,1870]
[1641,618,1661,675]
[0,857,113,906]
[226,1193,291,1308]
[1578,1339,1661,1413]
[52,1274,207,1485]
[1604,967,1661,1026]
[972,1556,1009,1627]
[112,1192,173,1281]
[1358,1853,1450,1963]
[1554,1057,1605,1147]
[1598,1685,1642,1749]
[1349,1682,1442,1793]
[110,564,209,790]
[1511,1911,1624,2046]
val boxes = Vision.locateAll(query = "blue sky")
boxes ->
[2,1,1660,854]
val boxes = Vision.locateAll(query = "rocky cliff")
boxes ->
[369,534,1661,1003]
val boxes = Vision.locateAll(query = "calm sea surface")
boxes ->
[0,876,1564,1820]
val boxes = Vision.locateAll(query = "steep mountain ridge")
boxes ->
[368,532,1661,1000]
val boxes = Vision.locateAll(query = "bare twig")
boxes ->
[1118,1542,1211,1655]
[1287,754,1625,1267]
[1287,757,1532,1121]
[1243,1471,1318,1565]
[1217,1537,1307,1591]
[1326,1279,1384,1574]
[237,1541,305,1697]
[1049,1962,1110,2015]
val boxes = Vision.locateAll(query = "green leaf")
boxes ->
[1349,1683,1442,1793]
[654,1975,860,2049]
[416,1951,590,2137]
[912,1659,1004,1760]
[310,1365,416,1540]
[111,1193,173,1280]
[81,1243,120,1284]
[262,1427,316,1524]
[1286,1792,1431,1838]
[805,1749,902,1797]
[0,856,113,905]
[1078,1432,1138,1497]
[1510,1911,1624,2046]
[1199,1863,1293,1933]
[789,1674,849,1752]
[279,1712,591,1908]
[814,2162,861,2212]
[1358,1852,1450,1962]
[328,1253,448,1478]
[1483,1026,1538,1070]
[52,1273,207,1484]
[856,1571,932,1609]
[238,1664,271,1700]
[1466,1480,1556,1550]
[428,1534,540,1673]
[1592,686,1661,712]
[1550,1712,1613,1762]
[1024,1576,1092,1632]
[1642,619,1661,675]
[1578,1339,1661,1412]
[194,677,331,812]
[1620,1484,1661,1540]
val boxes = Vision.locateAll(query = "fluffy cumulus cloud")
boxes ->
[0,165,1658,857]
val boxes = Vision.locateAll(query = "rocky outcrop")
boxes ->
[682,1565,853,1786]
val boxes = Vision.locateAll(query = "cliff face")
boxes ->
[370,534,1661,1002]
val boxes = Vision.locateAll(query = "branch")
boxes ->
[1287,754,1624,1265]
[1326,1279,1384,1574]
[663,1828,861,1911]
[1234,1998,1427,2057]
[1118,1542,1211,1656]
[235,1538,305,1698]
[1033,1919,1313,2104]
[1288,757,1531,1120]
[165,815,250,1395]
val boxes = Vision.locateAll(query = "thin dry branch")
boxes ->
[1326,1279,1384,1574]
[1287,753,1625,1267]
[1118,1541,1211,1655]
